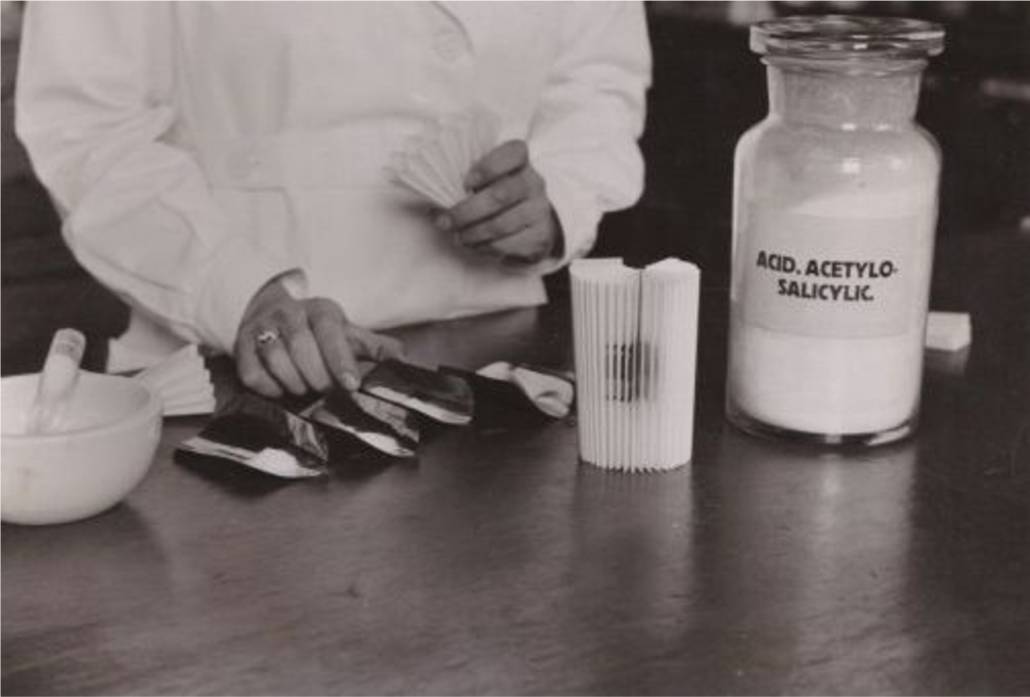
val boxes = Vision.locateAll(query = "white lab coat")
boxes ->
[17,2,650,363]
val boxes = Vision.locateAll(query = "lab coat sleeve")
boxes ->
[528,1,651,270]
[15,2,298,354]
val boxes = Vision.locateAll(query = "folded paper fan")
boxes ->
[388,106,501,208]
[570,258,701,473]
[133,345,216,416]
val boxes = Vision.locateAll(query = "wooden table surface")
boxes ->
[3,231,1029,696]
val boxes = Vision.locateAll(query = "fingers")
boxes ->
[284,328,333,393]
[440,169,544,233]
[236,293,407,398]
[259,334,308,396]
[456,197,552,247]
[236,333,283,398]
[433,139,558,266]
[348,326,405,363]
[308,298,361,391]
[236,278,293,397]
[465,140,529,190]
[482,223,557,265]
[437,140,537,232]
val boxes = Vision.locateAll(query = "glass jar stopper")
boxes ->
[751,15,944,61]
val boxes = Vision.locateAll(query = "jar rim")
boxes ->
[751,15,945,61]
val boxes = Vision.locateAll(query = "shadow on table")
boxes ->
[2,503,169,593]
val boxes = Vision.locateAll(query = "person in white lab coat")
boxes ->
[16,2,650,397]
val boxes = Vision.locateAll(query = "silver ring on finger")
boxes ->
[256,328,282,348]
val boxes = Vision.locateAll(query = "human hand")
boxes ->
[235,280,404,398]
[434,140,563,265]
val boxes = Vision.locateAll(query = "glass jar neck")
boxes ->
[765,58,926,130]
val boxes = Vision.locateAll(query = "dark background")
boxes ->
[593,1,1030,270]
[3,1,1028,375]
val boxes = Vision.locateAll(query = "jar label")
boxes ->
[736,202,933,338]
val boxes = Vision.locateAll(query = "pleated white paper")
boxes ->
[133,345,216,416]
[387,106,501,208]
[571,258,700,472]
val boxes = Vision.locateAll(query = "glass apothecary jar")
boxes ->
[727,16,945,445]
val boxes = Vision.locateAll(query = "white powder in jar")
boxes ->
[728,183,937,436]
[729,321,924,434]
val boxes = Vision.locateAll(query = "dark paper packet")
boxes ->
[177,358,569,477]
[503,363,575,417]
[177,391,329,478]
[440,363,574,425]
[299,390,420,458]
[361,359,474,425]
